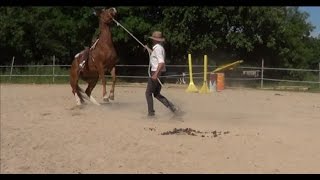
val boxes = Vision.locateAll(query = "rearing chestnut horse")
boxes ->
[70,7,118,106]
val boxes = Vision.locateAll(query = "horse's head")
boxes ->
[94,7,117,24]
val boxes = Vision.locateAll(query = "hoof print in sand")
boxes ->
[144,127,156,131]
[41,112,51,116]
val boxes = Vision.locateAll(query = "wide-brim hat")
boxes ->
[149,31,165,42]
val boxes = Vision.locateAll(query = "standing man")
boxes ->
[144,31,176,117]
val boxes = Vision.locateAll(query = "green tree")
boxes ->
[0,7,96,65]
[0,6,318,79]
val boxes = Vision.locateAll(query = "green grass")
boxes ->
[0,66,69,84]
[0,66,142,84]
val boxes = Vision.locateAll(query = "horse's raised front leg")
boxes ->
[108,67,116,101]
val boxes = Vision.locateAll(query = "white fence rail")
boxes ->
[1,56,319,88]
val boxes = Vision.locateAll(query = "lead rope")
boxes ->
[112,18,164,87]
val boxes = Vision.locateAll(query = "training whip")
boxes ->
[112,18,164,87]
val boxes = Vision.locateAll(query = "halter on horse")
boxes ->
[69,7,118,106]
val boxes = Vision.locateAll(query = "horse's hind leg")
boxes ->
[85,77,100,106]
[108,67,116,101]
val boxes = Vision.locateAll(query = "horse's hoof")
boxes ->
[108,96,114,101]
[103,97,109,102]
[76,100,82,106]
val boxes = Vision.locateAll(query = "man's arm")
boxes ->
[152,63,164,80]
[144,45,152,54]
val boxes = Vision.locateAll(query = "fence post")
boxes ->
[318,62,320,88]
[260,58,264,89]
[52,55,55,83]
[9,56,15,82]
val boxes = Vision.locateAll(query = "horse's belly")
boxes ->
[103,57,117,72]
[80,70,99,80]
[104,63,116,72]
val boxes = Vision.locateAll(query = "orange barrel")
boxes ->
[216,73,225,91]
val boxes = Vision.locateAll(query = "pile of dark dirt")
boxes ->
[160,128,230,138]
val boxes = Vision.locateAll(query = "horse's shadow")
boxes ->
[69,100,134,111]
[100,101,128,109]
[69,104,85,110]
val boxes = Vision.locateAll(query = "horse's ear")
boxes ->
[110,7,117,13]
[93,8,102,16]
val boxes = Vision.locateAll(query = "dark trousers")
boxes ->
[145,72,173,114]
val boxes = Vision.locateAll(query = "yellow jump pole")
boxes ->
[199,55,210,94]
[186,54,199,93]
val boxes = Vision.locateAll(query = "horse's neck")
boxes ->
[98,24,113,45]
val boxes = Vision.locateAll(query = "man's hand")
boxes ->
[151,63,164,81]
[151,73,158,81]
[144,45,152,54]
